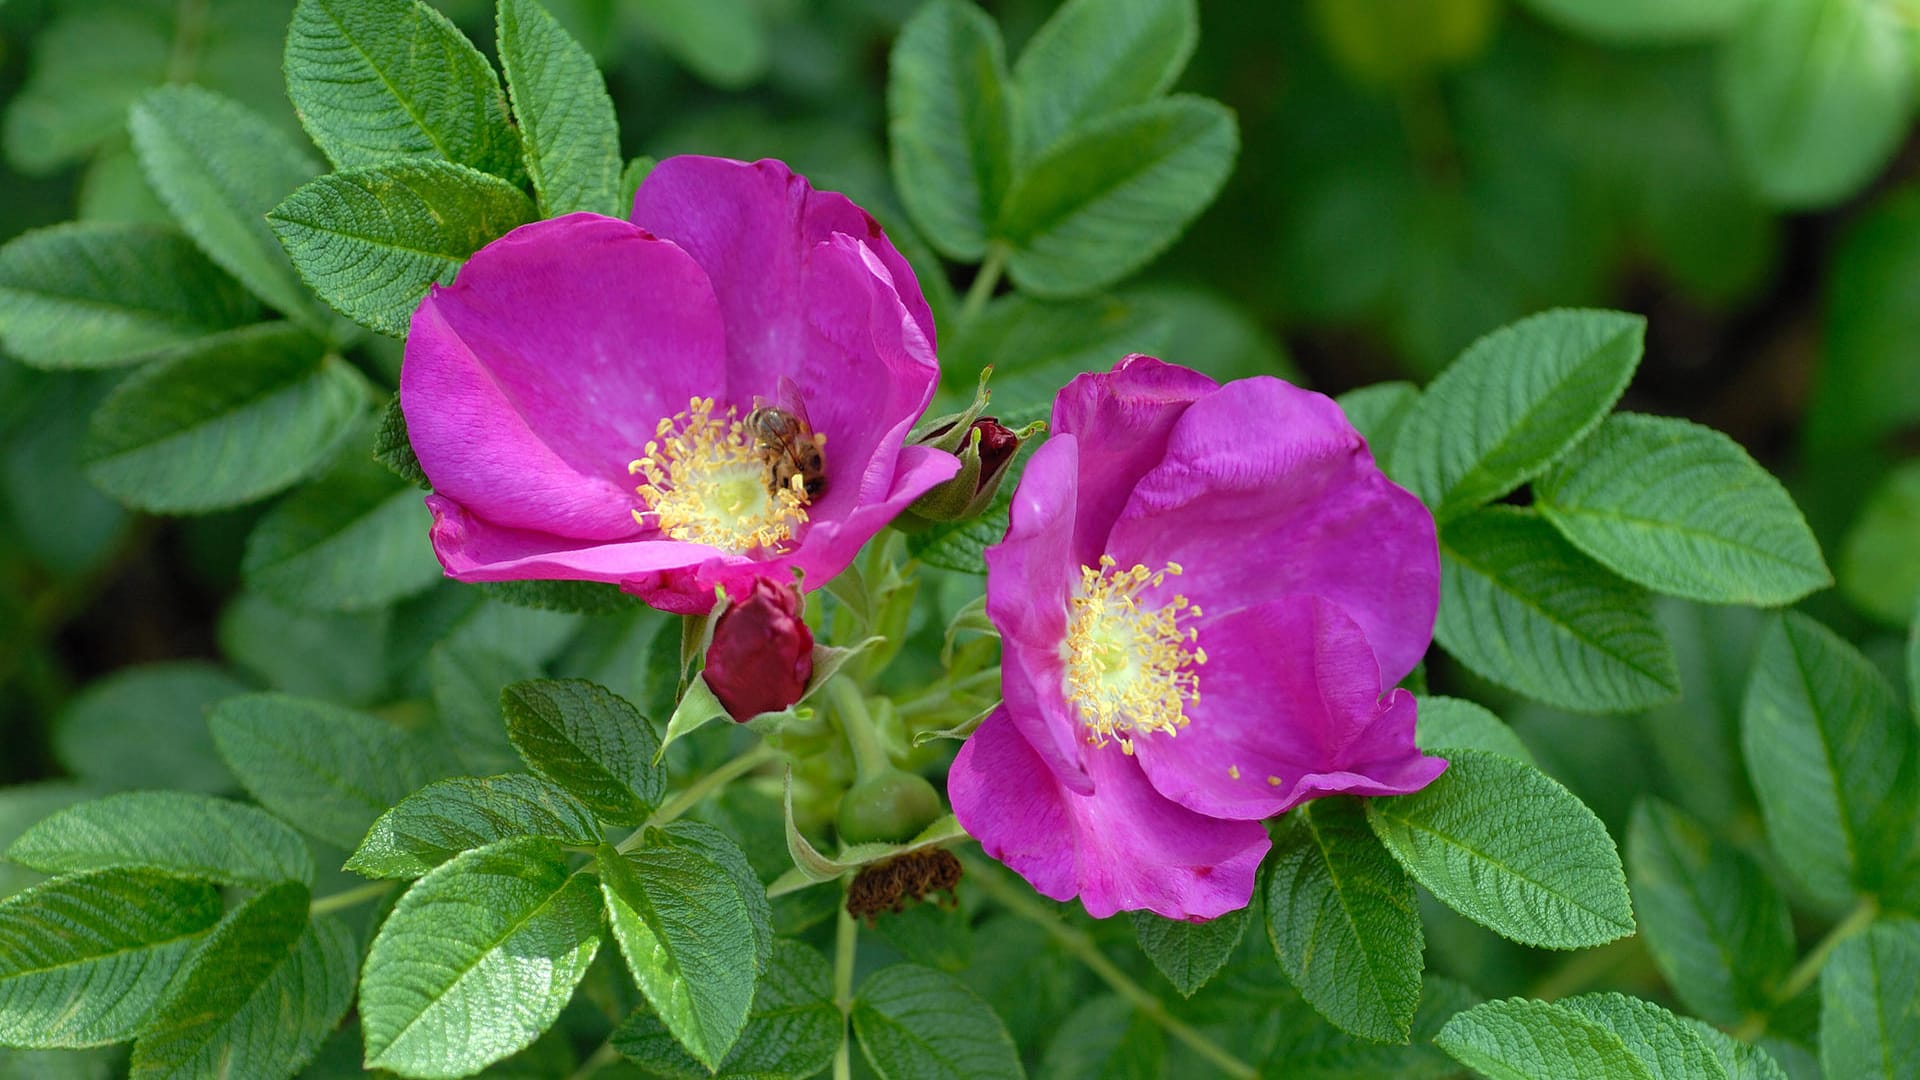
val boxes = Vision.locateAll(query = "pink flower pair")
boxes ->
[400,156,1445,921]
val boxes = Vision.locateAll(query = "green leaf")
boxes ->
[651,822,774,965]
[1840,461,1920,626]
[996,96,1237,298]
[502,679,665,826]
[1129,904,1247,999]
[210,692,456,850]
[1335,381,1419,464]
[1367,749,1635,950]
[598,838,767,1070]
[1,12,169,175]
[0,870,222,1048]
[941,292,1175,426]
[429,642,539,776]
[1718,0,1911,209]
[375,392,429,489]
[284,0,523,179]
[241,450,442,612]
[1011,0,1197,158]
[219,592,391,707]
[268,161,536,338]
[0,223,257,370]
[1437,507,1680,714]
[361,837,602,1078]
[611,939,840,1080]
[1625,799,1794,1025]
[852,963,1026,1080]
[1689,1021,1792,1080]
[1415,696,1535,766]
[886,0,1014,261]
[1517,0,1752,43]
[1267,798,1424,1042]
[1534,413,1830,605]
[1741,612,1919,905]
[347,774,601,879]
[128,86,329,331]
[1820,919,1920,1080]
[1392,308,1645,521]
[1434,998,1659,1080]
[497,0,622,218]
[1266,975,1481,1079]
[627,0,771,89]
[6,792,312,888]
[129,883,356,1080]
[620,155,657,211]
[480,580,639,616]
[82,324,371,514]
[1037,996,1164,1080]
[1557,993,1733,1080]
[51,661,243,794]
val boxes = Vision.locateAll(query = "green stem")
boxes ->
[1733,897,1880,1041]
[964,856,1259,1080]
[958,244,1009,327]
[678,612,710,699]
[618,741,781,852]
[827,677,892,782]
[833,902,858,1080]
[566,1038,621,1080]
[308,880,394,917]
[164,0,210,84]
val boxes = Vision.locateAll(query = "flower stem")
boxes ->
[1733,896,1880,1041]
[308,880,393,917]
[827,677,892,782]
[617,740,780,852]
[959,244,1009,328]
[566,1038,621,1080]
[963,855,1260,1080]
[833,902,858,1080]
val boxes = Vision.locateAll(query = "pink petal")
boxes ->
[1133,596,1448,819]
[401,213,727,541]
[1104,376,1438,685]
[950,709,1270,921]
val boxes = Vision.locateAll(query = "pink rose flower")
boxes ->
[949,355,1446,920]
[400,156,960,613]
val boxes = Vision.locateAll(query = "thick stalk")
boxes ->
[833,903,858,1080]
[958,244,1009,327]
[308,880,393,917]
[1732,897,1879,1040]
[827,677,892,782]
[616,740,780,852]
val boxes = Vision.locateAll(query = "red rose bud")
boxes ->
[972,417,1019,488]
[901,415,1041,525]
[703,576,814,721]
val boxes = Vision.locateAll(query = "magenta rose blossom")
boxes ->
[400,156,960,613]
[949,355,1446,920]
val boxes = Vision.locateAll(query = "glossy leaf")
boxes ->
[1130,904,1247,999]
[852,963,1025,1080]
[347,773,600,879]
[1435,997,1659,1080]
[611,939,839,1080]
[1839,461,1920,626]
[502,679,665,826]
[1415,695,1535,766]
[1820,919,1920,1080]
[498,0,622,217]
[428,642,539,777]
[241,449,442,612]
[887,0,1014,261]
[1011,0,1197,158]
[6,792,312,888]
[51,662,243,794]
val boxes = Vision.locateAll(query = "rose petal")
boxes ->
[1104,376,1438,684]
[950,708,1270,920]
[402,213,727,540]
[1133,595,1448,819]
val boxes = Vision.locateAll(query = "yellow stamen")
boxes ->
[1061,555,1205,748]
[629,396,810,553]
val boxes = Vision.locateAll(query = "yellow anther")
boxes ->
[1228,765,1241,780]
[629,396,810,553]
[1061,558,1205,749]
[1267,775,1282,786]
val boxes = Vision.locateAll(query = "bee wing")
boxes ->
[773,374,813,430]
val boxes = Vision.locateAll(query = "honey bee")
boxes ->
[747,377,827,502]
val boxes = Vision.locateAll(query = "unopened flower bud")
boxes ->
[703,576,814,721]
[901,415,1042,526]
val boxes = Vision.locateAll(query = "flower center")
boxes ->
[629,396,810,553]
[1062,556,1206,754]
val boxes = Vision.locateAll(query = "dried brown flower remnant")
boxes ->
[846,849,963,923]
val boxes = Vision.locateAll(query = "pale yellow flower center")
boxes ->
[1061,555,1206,754]
[629,396,809,553]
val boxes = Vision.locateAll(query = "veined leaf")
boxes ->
[1416,696,1535,765]
[498,0,622,218]
[284,0,522,179]
[1741,612,1918,905]
[347,774,600,879]
[1011,0,1197,159]
[0,223,256,370]
[1560,993,1734,1080]
[1518,0,1752,43]
[6,792,312,888]
[128,86,329,331]
[1820,919,1920,1080]
[996,96,1236,298]
[1535,413,1830,605]
[611,939,839,1080]
[0,870,222,1048]
[128,883,356,1080]
[360,837,602,1078]
[1626,799,1794,1025]
[627,0,770,89]
[1393,308,1644,521]
[210,692,456,850]
[241,449,443,612]
[1130,903,1247,999]
[1037,996,1165,1080]
[1839,461,1920,626]
[503,679,665,826]
[887,0,1014,261]
[1437,507,1680,713]
[268,161,535,338]
[1435,998,1660,1080]
[1335,381,1419,466]
[852,964,1025,1080]
[1267,798,1424,1042]
[428,643,539,777]
[1367,750,1635,950]
[82,325,371,514]
[52,661,244,794]
[375,392,429,489]
[1,12,169,175]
